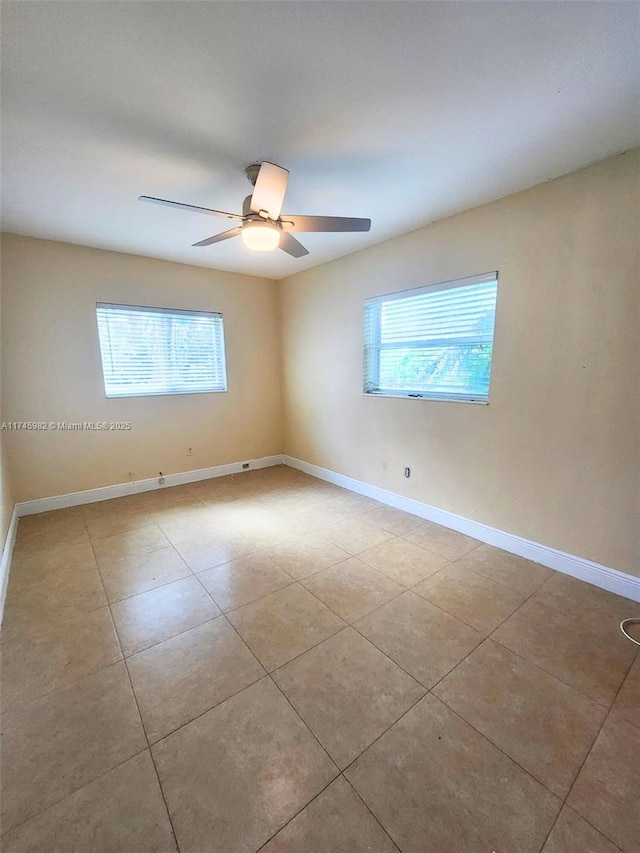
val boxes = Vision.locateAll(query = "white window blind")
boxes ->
[364,272,498,403]
[96,303,227,398]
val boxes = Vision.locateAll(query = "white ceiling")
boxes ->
[2,1,639,280]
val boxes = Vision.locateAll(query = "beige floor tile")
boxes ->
[197,554,294,612]
[8,540,97,580]
[282,507,334,537]
[403,519,480,560]
[149,482,207,504]
[4,467,631,852]
[184,476,237,499]
[222,519,293,550]
[15,520,89,551]
[493,600,636,706]
[297,481,346,500]
[173,531,255,572]
[82,494,145,516]
[1,751,177,853]
[128,618,264,743]
[413,563,527,634]
[258,489,311,512]
[98,546,192,603]
[111,576,220,656]
[152,678,337,853]
[324,493,381,516]
[358,537,448,587]
[0,662,146,835]
[610,656,640,729]
[1,607,122,710]
[261,777,399,852]
[274,628,424,769]
[84,510,159,540]
[302,557,404,622]
[452,544,552,594]
[1,566,108,643]
[532,572,640,630]
[195,488,245,507]
[568,715,640,853]
[6,555,103,599]
[213,501,280,531]
[361,505,423,536]
[227,583,345,671]
[148,500,210,526]
[17,506,84,533]
[541,807,623,853]
[326,518,396,555]
[157,509,222,545]
[298,500,362,529]
[346,694,560,853]
[266,532,350,579]
[91,525,170,566]
[355,591,482,688]
[434,639,606,797]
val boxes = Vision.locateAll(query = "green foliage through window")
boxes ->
[364,274,498,402]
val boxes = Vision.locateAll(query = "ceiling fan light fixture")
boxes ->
[241,220,280,252]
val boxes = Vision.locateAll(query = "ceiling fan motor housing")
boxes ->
[242,194,259,218]
[244,163,262,187]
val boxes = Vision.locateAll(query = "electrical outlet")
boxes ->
[404,467,411,478]
[242,462,250,469]
[187,447,193,456]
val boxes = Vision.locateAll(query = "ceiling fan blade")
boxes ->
[192,227,243,247]
[139,196,243,220]
[249,162,289,220]
[280,214,371,233]
[279,232,309,258]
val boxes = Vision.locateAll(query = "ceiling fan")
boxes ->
[139,161,371,258]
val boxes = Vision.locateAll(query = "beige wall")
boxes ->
[0,235,283,501]
[279,150,639,576]
[2,152,638,575]
[0,277,15,546]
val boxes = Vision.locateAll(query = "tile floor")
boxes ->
[1,465,638,852]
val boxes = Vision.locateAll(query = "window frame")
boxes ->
[96,302,228,399]
[363,271,498,405]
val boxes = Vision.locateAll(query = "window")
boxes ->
[364,272,498,403]
[96,303,227,398]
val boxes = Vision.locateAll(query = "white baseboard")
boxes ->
[8,451,639,604]
[2,455,285,623]
[283,455,640,603]
[0,504,19,624]
[16,455,285,517]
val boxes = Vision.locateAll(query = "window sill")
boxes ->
[363,391,489,405]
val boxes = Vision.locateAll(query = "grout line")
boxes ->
[423,570,626,708]
[294,586,425,685]
[429,690,565,806]
[266,670,341,771]
[0,742,153,842]
[91,537,182,853]
[143,672,270,750]
[339,690,429,777]
[5,470,635,852]
[0,534,184,849]
[103,567,196,607]
[253,775,339,852]
[553,652,639,852]
[119,612,223,660]
[343,778,403,852]
[487,596,634,710]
